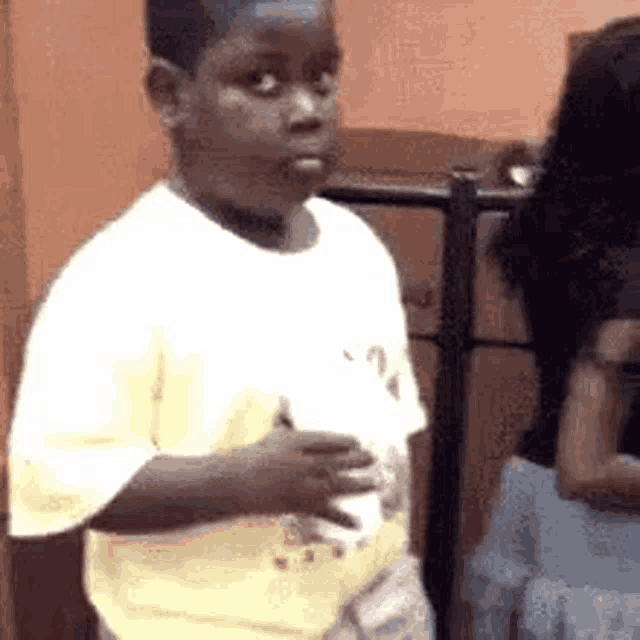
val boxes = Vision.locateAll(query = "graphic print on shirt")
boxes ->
[332,343,412,525]
[343,345,402,403]
[365,345,401,401]
[365,344,411,517]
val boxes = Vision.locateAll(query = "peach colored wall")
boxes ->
[10,0,167,303]
[337,0,640,139]
[2,1,21,635]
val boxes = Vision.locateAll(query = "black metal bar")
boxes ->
[421,176,479,640]
[410,333,535,351]
[411,332,547,354]
[475,186,532,210]
[320,184,452,208]
[320,182,531,212]
[461,337,531,351]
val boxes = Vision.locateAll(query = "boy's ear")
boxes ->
[145,57,195,129]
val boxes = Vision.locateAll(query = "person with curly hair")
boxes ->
[464,15,640,640]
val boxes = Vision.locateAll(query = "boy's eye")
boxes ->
[311,69,334,83]
[305,56,339,89]
[307,68,336,95]
[247,71,281,94]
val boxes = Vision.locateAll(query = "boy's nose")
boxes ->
[287,88,323,134]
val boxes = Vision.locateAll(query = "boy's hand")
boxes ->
[239,429,377,528]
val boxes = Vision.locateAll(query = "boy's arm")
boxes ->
[86,450,250,534]
[87,432,373,535]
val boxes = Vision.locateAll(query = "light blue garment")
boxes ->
[464,457,640,640]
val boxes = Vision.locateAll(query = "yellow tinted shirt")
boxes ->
[9,183,427,639]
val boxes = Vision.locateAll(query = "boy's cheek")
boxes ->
[216,91,281,134]
[322,100,341,128]
[218,87,250,109]
[205,115,282,152]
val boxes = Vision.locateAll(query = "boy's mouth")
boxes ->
[272,148,341,183]
[273,154,332,183]
[289,155,326,174]
[292,157,324,173]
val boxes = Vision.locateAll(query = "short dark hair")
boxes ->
[146,1,334,76]
[146,1,262,76]
[146,1,217,75]
[488,15,640,467]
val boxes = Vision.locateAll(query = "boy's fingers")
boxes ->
[333,475,378,496]
[302,465,376,499]
[314,505,361,530]
[331,450,375,471]
[298,432,359,455]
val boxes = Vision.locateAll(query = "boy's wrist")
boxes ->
[203,449,259,515]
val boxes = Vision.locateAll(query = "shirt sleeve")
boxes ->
[8,275,158,538]
[461,457,539,638]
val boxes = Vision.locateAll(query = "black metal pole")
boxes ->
[422,171,479,640]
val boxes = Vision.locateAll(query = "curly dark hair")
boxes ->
[488,15,640,468]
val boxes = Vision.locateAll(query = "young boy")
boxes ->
[8,1,433,638]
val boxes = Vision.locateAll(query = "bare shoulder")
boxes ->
[594,318,640,364]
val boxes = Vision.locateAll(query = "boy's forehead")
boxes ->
[252,1,325,19]
[204,0,332,38]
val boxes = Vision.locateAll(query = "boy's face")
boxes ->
[164,1,342,211]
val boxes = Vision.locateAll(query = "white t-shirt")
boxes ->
[9,182,427,640]
[465,456,640,640]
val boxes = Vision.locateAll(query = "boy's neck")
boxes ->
[167,170,319,252]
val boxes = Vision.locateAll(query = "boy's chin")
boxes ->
[225,189,311,214]
[279,182,323,202]
[199,170,330,210]
[255,174,328,204]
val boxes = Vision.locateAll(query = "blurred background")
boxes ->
[2,1,640,638]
